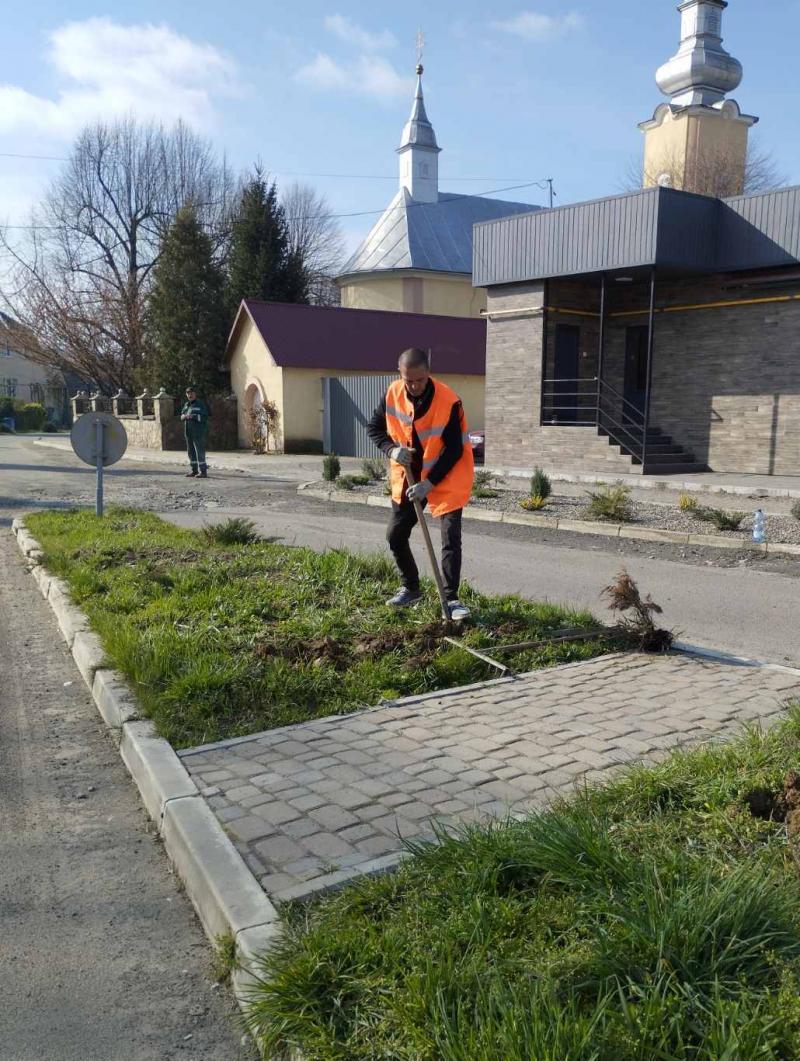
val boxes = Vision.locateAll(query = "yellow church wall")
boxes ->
[339,272,487,319]
[227,315,285,448]
[644,108,749,194]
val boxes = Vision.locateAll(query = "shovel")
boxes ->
[404,464,452,624]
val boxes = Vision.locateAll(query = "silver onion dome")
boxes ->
[656,0,743,107]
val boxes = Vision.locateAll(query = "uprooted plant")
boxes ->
[694,506,746,532]
[602,567,674,651]
[472,469,501,499]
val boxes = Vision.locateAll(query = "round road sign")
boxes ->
[70,412,128,467]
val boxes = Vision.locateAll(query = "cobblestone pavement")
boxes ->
[179,652,800,902]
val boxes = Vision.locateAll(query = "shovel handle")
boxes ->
[404,464,451,623]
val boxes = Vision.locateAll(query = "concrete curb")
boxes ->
[298,485,800,557]
[10,519,281,1025]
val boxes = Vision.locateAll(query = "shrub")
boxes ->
[322,453,340,482]
[201,517,260,546]
[585,483,632,522]
[678,492,698,512]
[791,500,800,522]
[361,458,387,481]
[336,475,370,490]
[695,506,745,532]
[602,567,673,651]
[472,470,500,499]
[530,467,552,501]
[0,399,46,431]
[520,495,548,511]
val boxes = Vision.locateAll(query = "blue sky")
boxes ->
[1,1,797,257]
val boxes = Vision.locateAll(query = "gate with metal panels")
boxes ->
[322,374,395,457]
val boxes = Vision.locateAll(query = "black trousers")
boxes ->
[386,501,463,600]
[185,428,207,469]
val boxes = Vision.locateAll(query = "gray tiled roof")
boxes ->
[339,189,540,277]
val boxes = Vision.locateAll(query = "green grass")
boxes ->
[26,508,609,749]
[244,709,800,1060]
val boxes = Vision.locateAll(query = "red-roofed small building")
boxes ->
[224,299,486,452]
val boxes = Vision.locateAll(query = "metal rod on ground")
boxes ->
[404,464,451,623]
[443,636,513,676]
[95,417,104,517]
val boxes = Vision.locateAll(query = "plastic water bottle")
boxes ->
[753,508,766,544]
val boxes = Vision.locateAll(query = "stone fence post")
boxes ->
[71,390,90,418]
[111,390,129,416]
[153,387,174,423]
[136,388,153,419]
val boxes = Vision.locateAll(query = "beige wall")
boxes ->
[339,271,487,318]
[643,107,749,196]
[227,315,285,447]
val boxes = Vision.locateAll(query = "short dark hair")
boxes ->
[398,347,429,371]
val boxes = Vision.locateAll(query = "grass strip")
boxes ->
[26,508,613,749]
[245,709,800,1060]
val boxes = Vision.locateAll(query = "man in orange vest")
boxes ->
[367,347,474,621]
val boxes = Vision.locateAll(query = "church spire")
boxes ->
[397,41,440,203]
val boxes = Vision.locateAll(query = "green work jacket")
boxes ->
[181,399,210,434]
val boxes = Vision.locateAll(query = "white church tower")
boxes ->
[396,63,440,204]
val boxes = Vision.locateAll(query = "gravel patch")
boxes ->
[315,481,800,545]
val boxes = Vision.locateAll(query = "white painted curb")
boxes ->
[299,485,800,557]
[11,519,282,1025]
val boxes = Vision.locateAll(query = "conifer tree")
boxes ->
[147,205,228,397]
[225,171,308,316]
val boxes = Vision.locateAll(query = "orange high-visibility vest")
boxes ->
[385,377,474,516]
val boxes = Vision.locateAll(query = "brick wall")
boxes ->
[485,271,800,476]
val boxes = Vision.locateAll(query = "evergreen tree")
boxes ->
[147,205,228,397]
[225,171,308,316]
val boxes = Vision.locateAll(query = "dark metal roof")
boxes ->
[225,300,486,375]
[474,185,800,286]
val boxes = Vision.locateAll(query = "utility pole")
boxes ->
[547,178,555,209]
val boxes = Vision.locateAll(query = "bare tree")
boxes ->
[280,182,345,307]
[1,117,235,392]
[622,137,787,199]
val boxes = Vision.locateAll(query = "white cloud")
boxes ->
[0,18,237,139]
[493,11,584,41]
[296,53,411,99]
[323,15,397,52]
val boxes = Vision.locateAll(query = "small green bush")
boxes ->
[791,500,800,522]
[530,467,552,501]
[0,398,46,431]
[336,475,370,490]
[361,458,387,481]
[585,483,632,522]
[472,470,500,499]
[695,506,745,532]
[322,453,340,482]
[201,517,260,546]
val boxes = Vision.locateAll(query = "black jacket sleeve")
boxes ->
[366,396,395,457]
[426,402,464,486]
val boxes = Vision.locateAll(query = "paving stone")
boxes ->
[356,834,401,858]
[254,835,306,865]
[303,832,356,860]
[339,823,378,843]
[309,804,359,831]
[226,816,275,843]
[251,801,302,826]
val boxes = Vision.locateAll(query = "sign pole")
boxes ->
[95,417,104,517]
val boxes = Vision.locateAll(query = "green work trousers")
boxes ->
[186,427,207,471]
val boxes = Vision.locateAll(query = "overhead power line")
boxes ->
[1,179,556,232]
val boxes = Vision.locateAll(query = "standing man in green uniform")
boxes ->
[180,386,210,478]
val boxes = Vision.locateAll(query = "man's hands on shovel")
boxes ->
[407,479,432,502]
[389,445,414,466]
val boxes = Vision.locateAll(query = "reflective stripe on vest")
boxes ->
[384,377,474,517]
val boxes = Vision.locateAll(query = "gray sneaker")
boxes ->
[386,587,423,607]
[448,600,470,622]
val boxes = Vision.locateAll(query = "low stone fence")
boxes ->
[70,390,239,451]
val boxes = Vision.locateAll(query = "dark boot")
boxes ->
[186,465,198,477]
[199,464,208,479]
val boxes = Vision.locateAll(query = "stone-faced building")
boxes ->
[475,0,800,478]
[336,63,538,318]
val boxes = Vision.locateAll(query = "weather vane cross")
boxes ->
[416,29,425,69]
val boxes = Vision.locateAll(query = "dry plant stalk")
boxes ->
[601,567,674,652]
